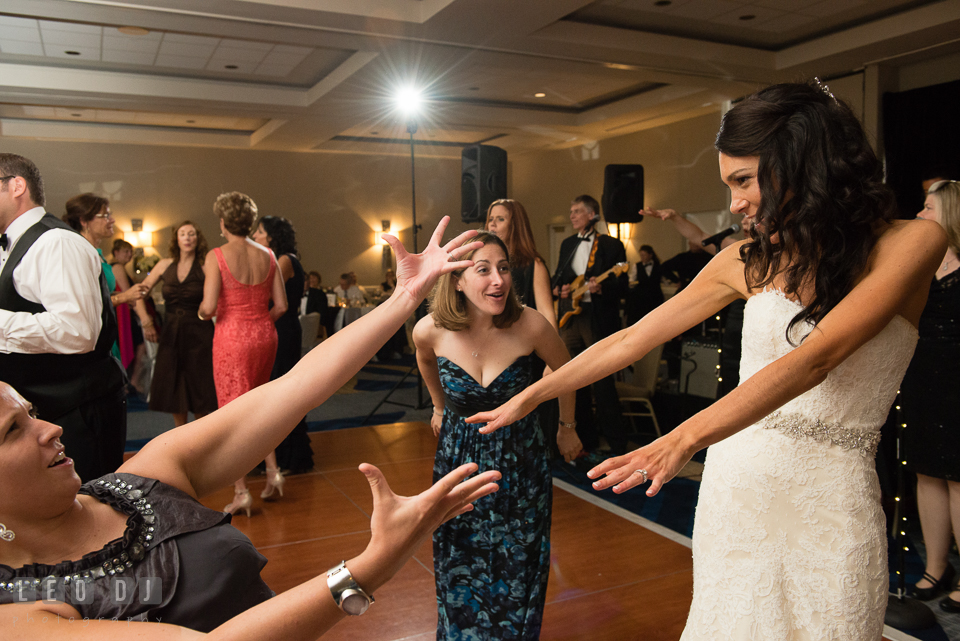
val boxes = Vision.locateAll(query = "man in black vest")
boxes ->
[0,154,127,482]
[554,194,629,454]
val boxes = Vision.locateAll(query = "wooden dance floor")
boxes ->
[199,421,695,640]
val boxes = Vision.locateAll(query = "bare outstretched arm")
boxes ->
[121,217,482,498]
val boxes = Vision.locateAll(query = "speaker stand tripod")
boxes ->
[363,119,432,425]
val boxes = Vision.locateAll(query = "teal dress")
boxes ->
[97,248,121,363]
[432,353,550,641]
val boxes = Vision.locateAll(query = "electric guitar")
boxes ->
[557,261,630,328]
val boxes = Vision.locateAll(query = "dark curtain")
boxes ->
[883,78,960,219]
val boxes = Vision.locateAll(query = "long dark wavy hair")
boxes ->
[715,81,896,340]
[258,215,299,258]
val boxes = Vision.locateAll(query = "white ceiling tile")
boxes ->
[254,63,296,77]
[21,105,57,117]
[95,109,139,123]
[0,16,38,29]
[158,42,216,58]
[219,38,273,52]
[102,37,161,54]
[101,50,157,64]
[206,59,258,73]
[38,20,102,35]
[42,44,100,59]
[161,33,220,46]
[711,5,784,26]
[40,31,102,48]
[273,45,312,56]
[0,41,45,56]
[668,0,746,20]
[800,0,866,17]
[753,13,816,32]
[260,51,309,67]
[54,107,95,119]
[754,0,822,10]
[209,46,269,63]
[616,0,696,12]
[154,54,208,70]
[0,25,41,42]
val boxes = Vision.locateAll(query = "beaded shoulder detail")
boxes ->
[0,476,158,595]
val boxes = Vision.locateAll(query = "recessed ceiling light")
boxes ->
[65,51,80,56]
[186,120,196,124]
[117,26,149,36]
[71,113,82,117]
[534,92,546,98]
[654,0,671,6]
[468,87,480,91]
[225,64,238,70]
[370,131,379,135]
[739,14,756,20]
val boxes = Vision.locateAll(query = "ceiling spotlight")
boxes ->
[534,92,546,98]
[117,26,149,36]
[654,0,672,6]
[395,86,423,119]
[225,64,239,70]
[186,120,196,124]
[65,51,80,56]
[739,14,756,20]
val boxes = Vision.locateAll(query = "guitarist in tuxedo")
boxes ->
[553,195,629,454]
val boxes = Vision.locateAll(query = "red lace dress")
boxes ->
[211,247,278,408]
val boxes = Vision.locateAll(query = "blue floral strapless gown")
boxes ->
[433,353,551,641]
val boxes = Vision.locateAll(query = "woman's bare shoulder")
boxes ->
[874,218,947,259]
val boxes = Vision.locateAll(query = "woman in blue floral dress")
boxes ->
[414,231,580,640]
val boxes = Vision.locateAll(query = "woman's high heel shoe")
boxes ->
[224,489,252,517]
[260,468,285,501]
[909,563,955,601]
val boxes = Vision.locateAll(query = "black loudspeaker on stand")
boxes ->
[602,164,644,224]
[461,144,507,224]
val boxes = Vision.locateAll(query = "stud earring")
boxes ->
[0,523,15,542]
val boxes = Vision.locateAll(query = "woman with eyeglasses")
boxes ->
[900,178,960,613]
[469,82,947,639]
[62,195,155,363]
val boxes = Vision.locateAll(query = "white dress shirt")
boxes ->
[571,230,596,303]
[0,207,104,354]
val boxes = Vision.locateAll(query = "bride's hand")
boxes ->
[586,432,693,497]
[384,216,482,303]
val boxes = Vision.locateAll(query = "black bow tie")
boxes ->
[0,234,8,251]
[579,234,593,242]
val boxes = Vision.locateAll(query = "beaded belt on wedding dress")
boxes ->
[758,411,880,456]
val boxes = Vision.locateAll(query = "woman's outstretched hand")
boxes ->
[359,462,500,586]
[384,216,482,303]
[465,391,537,434]
[586,432,693,497]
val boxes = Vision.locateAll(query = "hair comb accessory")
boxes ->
[812,77,837,103]
[0,523,15,542]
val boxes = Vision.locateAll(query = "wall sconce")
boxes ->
[607,223,632,240]
[375,219,392,246]
[124,230,158,248]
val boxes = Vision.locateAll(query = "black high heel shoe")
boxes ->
[909,563,956,601]
[940,591,960,613]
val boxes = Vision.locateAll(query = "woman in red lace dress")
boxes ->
[199,192,287,516]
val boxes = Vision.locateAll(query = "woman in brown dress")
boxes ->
[140,221,218,427]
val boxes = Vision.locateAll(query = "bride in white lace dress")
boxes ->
[468,81,947,640]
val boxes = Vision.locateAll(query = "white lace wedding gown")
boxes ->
[681,290,918,641]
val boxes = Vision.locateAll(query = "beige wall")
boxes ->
[1,138,462,286]
[510,111,727,267]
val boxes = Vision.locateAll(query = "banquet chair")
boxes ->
[615,343,664,438]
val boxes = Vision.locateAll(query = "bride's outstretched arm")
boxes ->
[466,243,746,435]
[587,219,945,498]
[122,217,482,498]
